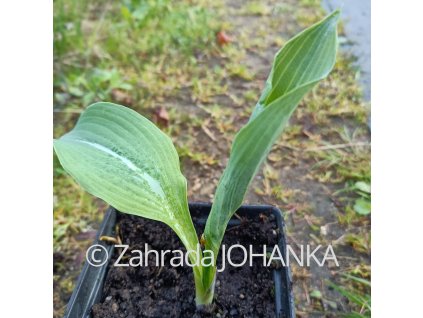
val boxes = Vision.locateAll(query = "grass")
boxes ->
[54,0,220,111]
[328,274,371,317]
[53,0,370,317]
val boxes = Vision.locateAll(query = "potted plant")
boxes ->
[54,11,339,318]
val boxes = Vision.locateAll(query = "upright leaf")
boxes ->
[54,102,199,255]
[204,11,340,256]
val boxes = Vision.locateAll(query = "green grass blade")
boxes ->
[204,11,340,256]
[328,280,371,313]
[342,273,371,287]
[342,313,368,318]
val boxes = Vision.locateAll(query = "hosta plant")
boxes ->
[54,11,339,309]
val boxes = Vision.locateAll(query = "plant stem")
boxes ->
[194,266,215,310]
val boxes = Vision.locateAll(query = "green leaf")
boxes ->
[354,181,371,194]
[310,290,322,299]
[204,11,340,255]
[250,10,339,120]
[53,102,199,254]
[353,198,371,215]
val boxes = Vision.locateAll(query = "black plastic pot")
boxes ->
[64,203,295,318]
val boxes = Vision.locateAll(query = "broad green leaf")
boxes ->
[354,198,371,215]
[355,181,371,194]
[204,11,340,256]
[54,102,199,255]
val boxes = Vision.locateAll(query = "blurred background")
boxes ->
[54,0,370,317]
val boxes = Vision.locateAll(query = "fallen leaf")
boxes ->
[216,31,232,46]
[153,106,169,128]
[111,89,132,105]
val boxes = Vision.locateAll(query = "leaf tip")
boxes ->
[328,9,341,24]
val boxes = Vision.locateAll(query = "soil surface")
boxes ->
[92,211,281,318]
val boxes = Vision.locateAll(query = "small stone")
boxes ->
[230,308,238,316]
[121,289,130,299]
[239,293,245,299]
[216,280,221,287]
[320,225,328,236]
[105,296,112,302]
[216,314,221,318]
[112,302,119,312]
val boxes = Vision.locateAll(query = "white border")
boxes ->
[0,1,52,316]
[373,0,423,316]
[1,0,423,316]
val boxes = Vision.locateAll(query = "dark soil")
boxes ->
[92,210,280,318]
